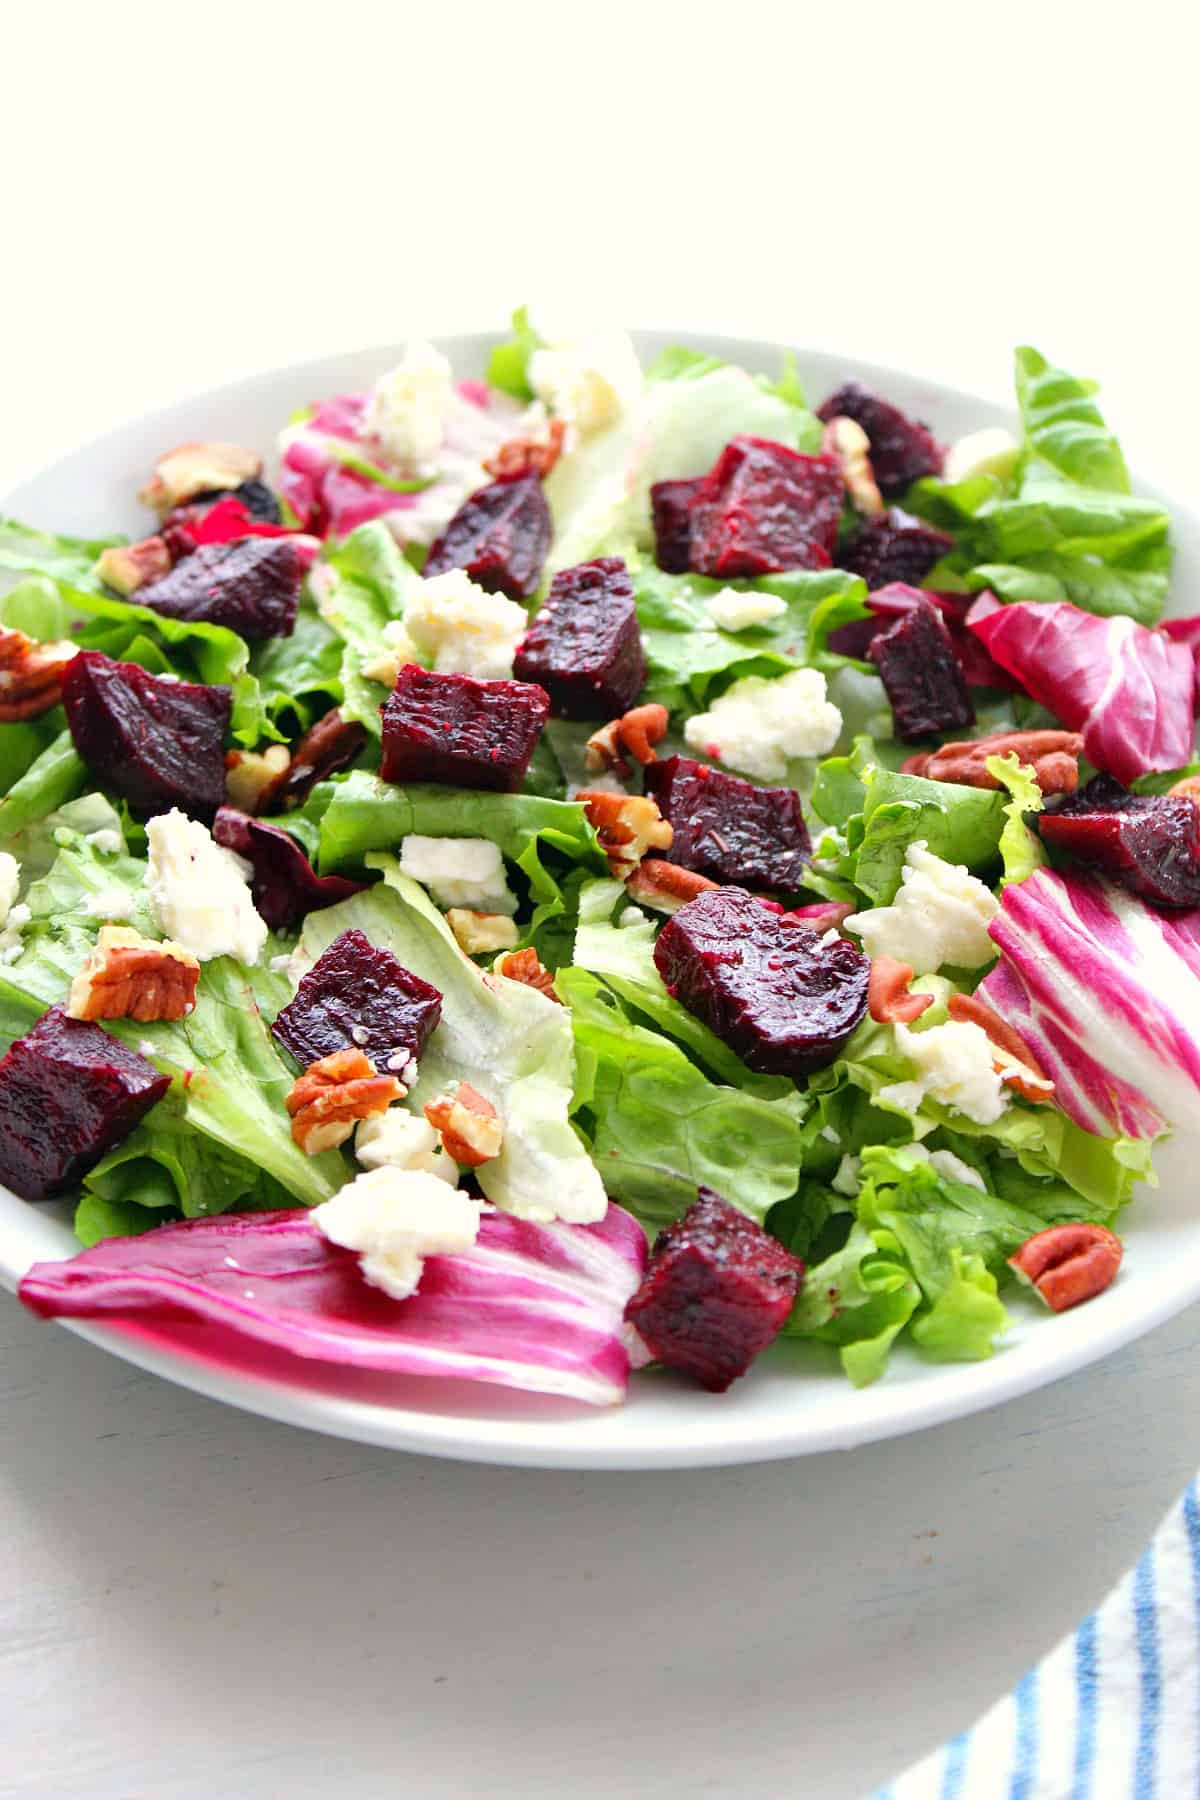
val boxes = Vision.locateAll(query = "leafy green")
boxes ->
[1014,345,1129,494]
[74,1192,165,1249]
[250,605,344,735]
[821,760,1008,906]
[0,728,87,842]
[0,516,121,588]
[487,304,541,400]
[0,710,68,793]
[316,522,423,736]
[988,753,1046,885]
[646,346,727,383]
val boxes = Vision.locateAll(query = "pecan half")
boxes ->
[94,536,172,597]
[867,955,934,1024]
[902,730,1084,797]
[483,418,568,481]
[224,744,291,814]
[947,993,1055,1103]
[447,909,520,956]
[0,628,79,722]
[424,1081,504,1165]
[274,708,368,810]
[285,1048,403,1154]
[585,703,671,776]
[821,416,884,517]
[624,858,719,915]
[1009,1223,1123,1313]
[496,946,560,1001]
[67,926,200,1023]
[576,789,673,878]
[138,442,263,514]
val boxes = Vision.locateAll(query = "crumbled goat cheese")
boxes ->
[0,852,19,926]
[403,568,528,679]
[707,588,788,633]
[879,1020,1010,1126]
[398,835,517,915]
[145,810,268,965]
[929,1149,987,1191]
[362,339,455,475]
[82,890,136,921]
[845,842,999,973]
[360,618,421,688]
[526,319,642,437]
[0,902,31,965]
[355,1108,459,1185]
[832,1153,861,1196]
[84,828,123,855]
[619,906,648,928]
[313,1166,482,1301]
[683,667,842,781]
[943,427,1020,487]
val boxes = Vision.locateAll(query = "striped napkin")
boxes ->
[870,1480,1200,1799]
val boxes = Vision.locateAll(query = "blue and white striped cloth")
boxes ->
[871,1480,1200,1799]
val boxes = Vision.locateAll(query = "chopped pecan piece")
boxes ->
[1169,774,1200,805]
[224,744,291,813]
[285,1047,404,1155]
[446,909,520,956]
[138,442,263,514]
[424,1080,504,1165]
[273,707,368,809]
[66,926,200,1024]
[946,992,1055,1103]
[496,946,560,1001]
[821,416,885,517]
[0,628,79,721]
[483,418,568,481]
[585,702,670,776]
[624,858,719,915]
[1009,1223,1123,1313]
[576,789,673,878]
[902,730,1084,797]
[94,536,173,597]
[867,955,934,1024]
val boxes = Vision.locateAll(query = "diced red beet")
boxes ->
[379,665,549,792]
[650,477,703,573]
[512,557,647,719]
[687,436,844,578]
[816,382,943,497]
[1037,775,1200,909]
[837,508,953,589]
[644,755,811,891]
[273,707,368,810]
[213,808,367,932]
[624,1187,804,1391]
[653,886,869,1077]
[870,596,975,741]
[271,927,443,1071]
[0,1006,170,1201]
[826,585,1020,690]
[134,538,304,640]
[422,473,551,600]
[62,651,231,819]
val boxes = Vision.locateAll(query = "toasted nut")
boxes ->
[67,925,200,1023]
[946,993,1055,1103]
[285,1048,403,1155]
[483,417,568,481]
[868,955,934,1024]
[138,442,263,514]
[496,946,560,1001]
[424,1081,504,1165]
[1168,774,1200,805]
[94,536,172,597]
[1009,1223,1123,1313]
[0,628,79,722]
[576,789,673,878]
[224,744,291,814]
[585,702,670,775]
[821,416,884,517]
[902,730,1085,797]
[447,909,520,956]
[625,858,719,914]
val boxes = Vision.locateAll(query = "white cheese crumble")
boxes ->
[355,1108,459,1185]
[879,1020,1010,1126]
[0,852,19,927]
[526,319,642,437]
[145,810,268,965]
[363,339,455,475]
[398,835,517,916]
[943,426,1020,487]
[360,618,421,688]
[82,890,136,922]
[831,1153,861,1196]
[929,1148,987,1191]
[683,667,842,781]
[313,1166,482,1301]
[707,588,788,633]
[0,902,31,965]
[403,568,528,679]
[84,828,123,855]
[845,842,999,973]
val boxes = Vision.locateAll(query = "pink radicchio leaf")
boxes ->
[977,867,1200,1139]
[19,1205,649,1408]
[213,807,368,932]
[966,594,1196,785]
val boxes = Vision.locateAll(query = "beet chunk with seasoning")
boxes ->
[213,808,367,932]
[644,756,811,891]
[1037,775,1200,909]
[272,928,442,1072]
[870,596,974,742]
[816,382,943,497]
[650,477,703,573]
[687,437,844,578]
[838,508,953,589]
[513,557,646,719]
[379,665,549,792]
[0,1006,170,1201]
[625,1187,804,1392]
[422,473,550,600]
[653,886,869,1077]
[62,651,231,819]
[135,538,304,640]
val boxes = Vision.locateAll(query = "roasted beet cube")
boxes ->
[687,437,844,579]
[625,1187,804,1391]
[62,651,231,819]
[213,809,367,932]
[870,596,974,742]
[644,756,811,891]
[422,473,551,600]
[650,477,703,573]
[379,665,549,792]
[0,1006,170,1201]
[838,508,953,590]
[135,538,304,640]
[272,927,442,1071]
[816,382,943,497]
[512,557,646,719]
[653,886,869,1077]
[1037,775,1200,909]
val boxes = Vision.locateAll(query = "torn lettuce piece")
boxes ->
[0,727,88,843]
[250,604,344,736]
[816,759,1008,907]
[987,752,1045,886]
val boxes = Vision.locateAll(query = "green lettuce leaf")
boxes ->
[0,710,69,796]
[0,728,87,842]
[828,761,1008,906]
[0,516,121,588]
[249,604,344,735]
[988,752,1046,886]
[1013,345,1129,494]
[315,522,425,736]
[487,304,541,400]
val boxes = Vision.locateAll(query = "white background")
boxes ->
[4,4,1200,1795]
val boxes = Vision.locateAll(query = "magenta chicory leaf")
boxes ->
[967,593,1196,785]
[19,1204,649,1407]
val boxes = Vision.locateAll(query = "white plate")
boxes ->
[1,331,1197,1470]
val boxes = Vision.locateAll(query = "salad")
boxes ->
[3,310,1198,1409]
